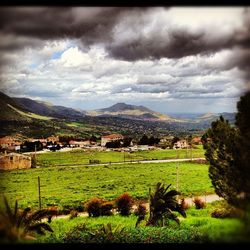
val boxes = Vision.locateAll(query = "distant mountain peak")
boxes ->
[100,102,152,113]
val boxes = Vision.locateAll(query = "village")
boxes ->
[0,133,202,171]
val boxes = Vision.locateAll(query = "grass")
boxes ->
[0,161,213,210]
[35,201,248,243]
[36,147,205,167]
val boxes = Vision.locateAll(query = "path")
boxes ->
[44,193,222,222]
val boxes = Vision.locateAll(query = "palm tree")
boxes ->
[0,196,57,243]
[146,182,186,226]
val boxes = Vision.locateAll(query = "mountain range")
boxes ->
[0,91,236,138]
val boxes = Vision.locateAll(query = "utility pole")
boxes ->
[34,144,37,167]
[38,176,41,209]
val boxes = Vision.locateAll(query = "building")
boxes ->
[0,136,22,151]
[101,134,124,147]
[47,136,59,143]
[192,137,202,145]
[0,152,31,170]
[173,139,188,149]
[69,140,92,148]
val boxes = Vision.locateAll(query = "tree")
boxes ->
[202,91,250,210]
[146,182,186,226]
[138,134,149,145]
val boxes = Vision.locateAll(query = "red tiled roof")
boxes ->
[102,134,123,139]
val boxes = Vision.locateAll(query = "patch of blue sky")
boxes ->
[51,50,64,59]
[29,62,39,69]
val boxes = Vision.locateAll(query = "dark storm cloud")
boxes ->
[0,7,249,85]
[0,7,150,49]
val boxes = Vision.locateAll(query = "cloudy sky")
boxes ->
[0,7,249,113]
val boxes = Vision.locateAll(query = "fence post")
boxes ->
[38,176,41,209]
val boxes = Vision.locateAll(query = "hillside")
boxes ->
[14,97,85,119]
[0,92,37,121]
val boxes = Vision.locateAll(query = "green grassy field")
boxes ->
[36,146,205,167]
[36,201,247,243]
[0,161,213,210]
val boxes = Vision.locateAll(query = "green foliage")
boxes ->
[116,192,133,216]
[62,222,205,243]
[202,91,250,210]
[37,202,249,243]
[193,197,206,209]
[0,196,56,243]
[147,183,186,226]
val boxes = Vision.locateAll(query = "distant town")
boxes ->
[0,133,202,171]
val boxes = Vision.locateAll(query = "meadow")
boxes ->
[36,146,205,167]
[0,161,213,210]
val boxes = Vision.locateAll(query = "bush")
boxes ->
[116,192,133,216]
[180,198,190,210]
[100,202,114,216]
[211,203,244,218]
[85,198,114,217]
[134,203,147,227]
[86,198,103,217]
[193,197,206,209]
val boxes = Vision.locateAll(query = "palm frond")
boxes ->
[3,196,14,225]
[28,222,53,235]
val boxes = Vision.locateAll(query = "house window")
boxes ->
[10,156,13,161]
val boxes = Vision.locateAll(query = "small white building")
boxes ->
[173,140,188,149]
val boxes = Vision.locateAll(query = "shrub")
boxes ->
[193,197,206,209]
[134,203,147,227]
[180,198,190,210]
[86,198,114,217]
[116,192,133,216]
[69,210,78,220]
[100,202,114,216]
[211,203,244,218]
[86,198,103,217]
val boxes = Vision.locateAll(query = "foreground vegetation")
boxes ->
[34,201,248,243]
[0,161,212,210]
[36,146,205,167]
